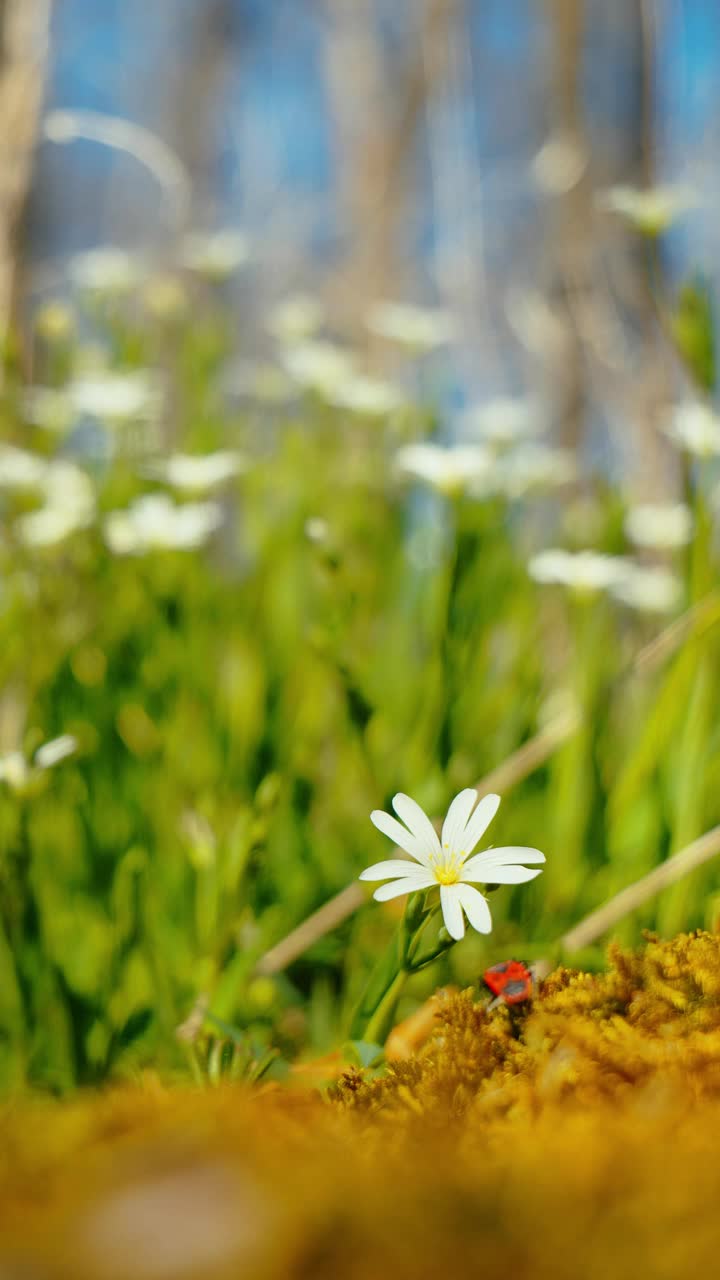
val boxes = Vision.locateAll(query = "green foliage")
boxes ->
[1,279,720,1091]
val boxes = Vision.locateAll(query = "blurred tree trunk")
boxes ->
[0,0,51,371]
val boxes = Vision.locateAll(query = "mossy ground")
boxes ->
[2,931,720,1278]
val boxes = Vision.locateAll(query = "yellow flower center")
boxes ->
[430,850,464,885]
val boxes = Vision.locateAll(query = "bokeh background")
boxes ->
[1,0,720,1091]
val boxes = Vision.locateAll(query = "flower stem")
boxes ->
[363,969,409,1047]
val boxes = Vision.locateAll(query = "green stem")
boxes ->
[363,969,409,1046]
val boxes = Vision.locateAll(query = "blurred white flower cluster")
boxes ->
[104,494,223,555]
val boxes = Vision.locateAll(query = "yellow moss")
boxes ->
[4,933,720,1278]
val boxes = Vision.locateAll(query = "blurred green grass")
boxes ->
[0,274,719,1092]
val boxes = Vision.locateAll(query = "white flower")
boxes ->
[624,503,693,550]
[104,494,222,555]
[662,403,720,458]
[529,549,633,593]
[180,229,250,279]
[69,247,144,294]
[141,451,246,494]
[609,564,681,614]
[327,374,405,416]
[266,294,324,343]
[462,397,541,446]
[280,340,355,395]
[367,301,455,351]
[17,462,96,548]
[360,790,544,941]
[598,185,696,236]
[395,442,493,497]
[496,444,575,497]
[0,734,78,791]
[69,371,160,422]
[21,387,74,434]
[0,445,49,490]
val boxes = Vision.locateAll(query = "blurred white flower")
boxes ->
[327,374,405,417]
[104,493,222,555]
[0,734,78,792]
[304,517,330,544]
[17,461,96,549]
[69,247,144,294]
[610,565,681,615]
[462,397,541,446]
[0,445,49,490]
[395,442,493,497]
[142,451,246,494]
[598,185,696,236]
[280,340,355,395]
[529,549,633,593]
[69,371,160,423]
[360,790,544,941]
[662,403,720,458]
[366,301,455,351]
[266,294,325,343]
[624,502,693,550]
[180,229,250,280]
[497,445,576,497]
[21,387,74,434]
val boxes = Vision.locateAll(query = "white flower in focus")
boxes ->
[327,374,405,417]
[280,341,355,395]
[610,564,681,614]
[367,301,455,351]
[395,442,493,497]
[360,791,544,941]
[0,445,49,490]
[662,403,720,458]
[462,397,541,446]
[529,549,633,593]
[266,294,325,342]
[142,451,246,494]
[69,247,143,295]
[598,185,696,236]
[624,503,693,550]
[104,494,222,555]
[180,229,250,280]
[69,371,160,423]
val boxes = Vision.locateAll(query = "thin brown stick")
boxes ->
[255,707,580,976]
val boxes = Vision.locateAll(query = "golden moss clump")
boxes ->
[4,933,720,1280]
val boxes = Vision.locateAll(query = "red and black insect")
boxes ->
[483,959,533,1007]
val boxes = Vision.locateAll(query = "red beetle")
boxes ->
[483,960,533,1007]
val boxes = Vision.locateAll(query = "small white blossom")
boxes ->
[69,247,144,295]
[0,734,78,791]
[610,565,681,614]
[366,301,455,351]
[0,445,49,491]
[395,442,493,497]
[529,549,633,593]
[662,403,720,458]
[180,229,250,280]
[69,371,160,423]
[360,791,544,941]
[17,462,95,548]
[327,374,405,417]
[598,185,696,236]
[266,294,324,343]
[624,503,693,550]
[280,341,355,395]
[142,451,246,494]
[104,494,222,555]
[496,445,576,497]
[462,397,541,446]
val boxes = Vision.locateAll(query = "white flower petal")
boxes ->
[459,794,501,858]
[461,864,542,886]
[373,876,434,903]
[370,810,429,864]
[461,846,546,878]
[440,884,465,940]
[391,793,441,860]
[456,884,493,934]
[441,788,477,853]
[359,859,431,882]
